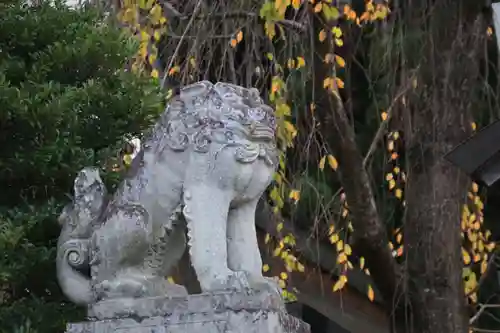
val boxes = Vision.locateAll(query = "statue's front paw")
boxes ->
[245,274,281,296]
[95,278,148,300]
[215,271,281,296]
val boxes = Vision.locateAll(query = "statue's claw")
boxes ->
[94,271,188,300]
[208,271,281,297]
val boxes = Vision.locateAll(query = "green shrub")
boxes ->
[0,1,164,331]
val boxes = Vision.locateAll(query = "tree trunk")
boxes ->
[402,1,486,332]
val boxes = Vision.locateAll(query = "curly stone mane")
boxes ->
[147,81,278,167]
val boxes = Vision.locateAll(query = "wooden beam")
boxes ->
[257,229,389,333]
[255,200,383,302]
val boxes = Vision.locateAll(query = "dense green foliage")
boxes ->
[0,1,164,331]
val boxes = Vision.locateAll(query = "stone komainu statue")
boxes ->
[56,81,279,306]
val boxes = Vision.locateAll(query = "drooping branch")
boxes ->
[324,88,402,313]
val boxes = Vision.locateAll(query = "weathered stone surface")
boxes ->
[67,291,309,333]
[56,81,280,308]
[57,81,308,333]
[88,289,284,320]
[67,310,308,333]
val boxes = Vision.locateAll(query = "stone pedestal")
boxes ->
[66,290,310,333]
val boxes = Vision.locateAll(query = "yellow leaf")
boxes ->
[314,3,322,12]
[280,272,288,280]
[487,26,493,36]
[393,131,400,140]
[278,279,286,288]
[166,89,173,99]
[337,252,347,264]
[381,111,388,121]
[265,22,276,40]
[277,222,284,232]
[319,156,326,170]
[289,189,300,201]
[296,56,306,68]
[168,65,180,76]
[318,29,327,42]
[367,285,375,301]
[265,233,270,244]
[284,120,297,138]
[335,77,344,89]
[481,259,488,274]
[236,30,243,42]
[471,122,477,131]
[263,264,270,272]
[388,179,396,190]
[336,240,344,252]
[323,77,334,90]
[472,182,479,193]
[332,26,342,38]
[335,55,346,68]
[297,263,305,272]
[292,0,301,9]
[486,230,492,240]
[188,57,196,68]
[123,154,133,166]
[140,31,149,42]
[327,154,338,170]
[150,69,159,79]
[333,275,347,291]
[167,276,175,284]
[486,242,496,252]
[329,233,339,244]
[335,38,344,46]
[322,4,340,21]
[395,188,403,199]
[273,247,282,257]
[385,173,393,181]
[359,256,365,269]
[396,233,402,244]
[387,140,394,151]
[462,247,471,265]
[344,244,352,255]
[153,30,162,41]
[148,53,156,65]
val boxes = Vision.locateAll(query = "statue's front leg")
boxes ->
[227,198,280,296]
[227,198,262,275]
[92,204,151,300]
[183,184,235,291]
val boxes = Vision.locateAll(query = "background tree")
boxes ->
[0,1,164,331]
[115,0,500,332]
[2,0,499,332]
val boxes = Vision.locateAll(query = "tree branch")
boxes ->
[324,88,402,312]
[159,1,306,31]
